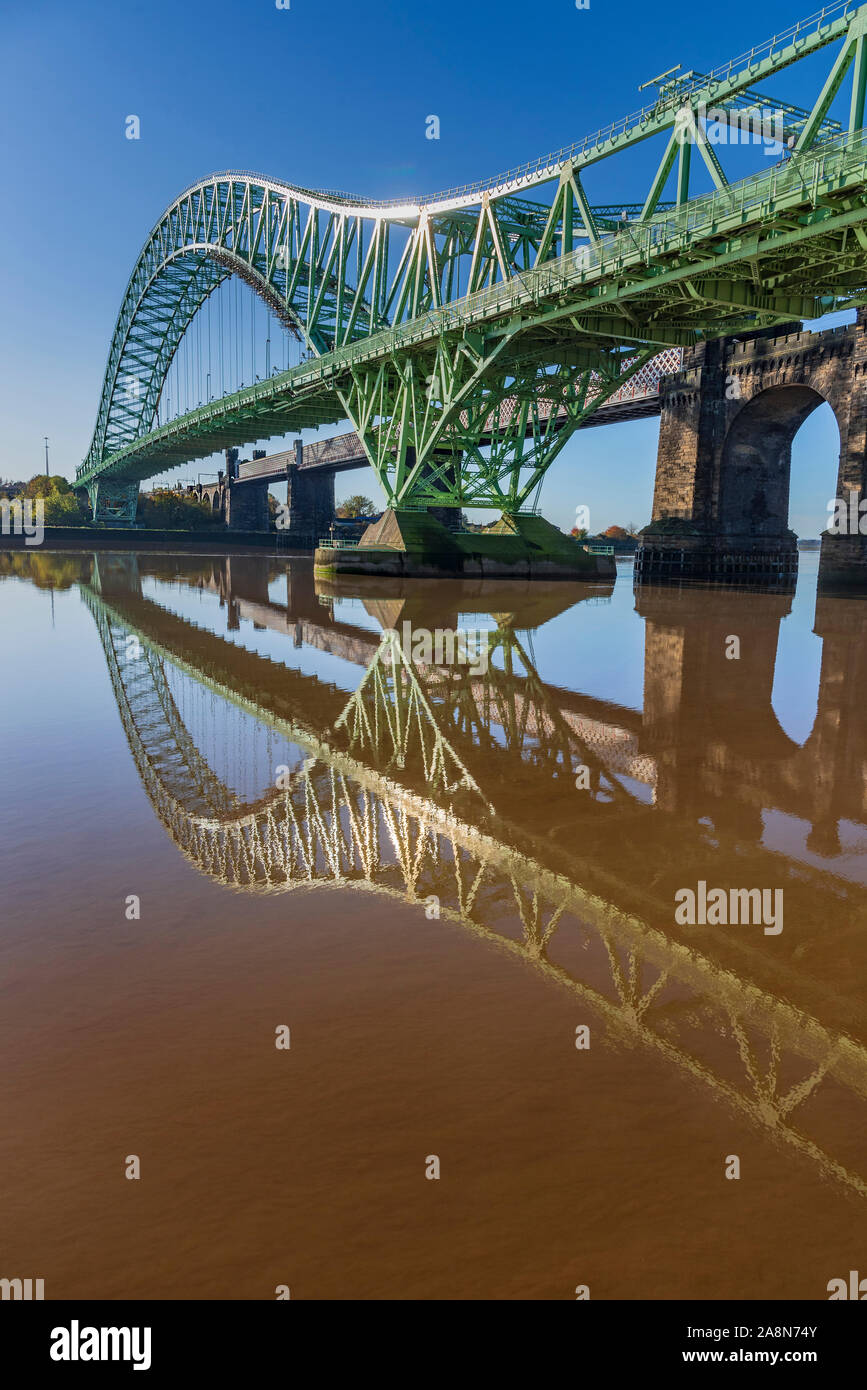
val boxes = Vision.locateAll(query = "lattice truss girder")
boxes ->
[338,336,659,509]
[80,2,867,509]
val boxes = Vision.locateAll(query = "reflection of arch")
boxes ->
[719,384,837,535]
[83,582,867,1199]
[771,618,823,749]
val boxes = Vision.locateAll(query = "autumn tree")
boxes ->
[337,495,376,519]
[24,474,74,500]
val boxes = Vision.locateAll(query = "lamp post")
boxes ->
[44,436,49,477]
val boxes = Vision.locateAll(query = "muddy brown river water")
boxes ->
[1,548,864,1299]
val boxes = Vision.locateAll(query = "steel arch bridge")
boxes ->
[81,578,867,1199]
[78,2,867,523]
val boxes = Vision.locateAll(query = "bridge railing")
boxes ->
[302,433,366,467]
[302,128,867,380]
[82,124,867,483]
[317,537,398,551]
[173,3,856,214]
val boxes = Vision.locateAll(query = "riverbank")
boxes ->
[0,526,293,554]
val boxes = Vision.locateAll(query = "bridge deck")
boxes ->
[237,380,669,484]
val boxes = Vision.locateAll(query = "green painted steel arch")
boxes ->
[78,3,867,508]
[82,173,397,476]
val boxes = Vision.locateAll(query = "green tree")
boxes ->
[24,474,74,500]
[139,489,221,529]
[41,490,88,526]
[12,475,89,525]
[337,494,376,519]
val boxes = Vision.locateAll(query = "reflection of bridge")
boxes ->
[193,558,656,791]
[156,553,867,841]
[82,554,867,1197]
[75,6,867,584]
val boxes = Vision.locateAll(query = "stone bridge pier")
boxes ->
[181,450,271,532]
[637,313,867,589]
[283,462,335,546]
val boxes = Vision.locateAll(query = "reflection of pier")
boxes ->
[83,555,867,1198]
[638,586,867,845]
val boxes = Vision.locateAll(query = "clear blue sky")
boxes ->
[0,0,853,534]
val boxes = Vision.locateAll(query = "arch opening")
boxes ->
[718,384,837,539]
[111,253,307,454]
[769,398,840,747]
[788,398,842,542]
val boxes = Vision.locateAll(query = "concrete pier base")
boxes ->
[314,510,615,581]
[817,532,867,592]
[636,522,798,589]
